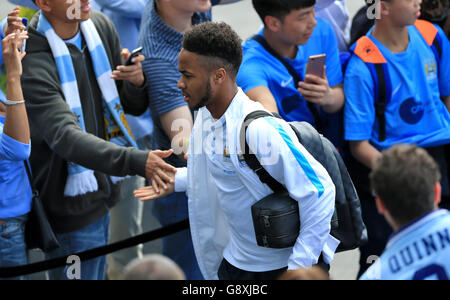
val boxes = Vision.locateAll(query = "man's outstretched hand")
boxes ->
[145,150,177,193]
[134,183,174,201]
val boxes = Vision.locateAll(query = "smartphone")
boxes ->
[20,18,28,53]
[305,54,326,78]
[124,46,143,66]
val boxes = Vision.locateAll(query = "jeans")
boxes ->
[0,214,28,280]
[152,192,203,280]
[46,213,110,280]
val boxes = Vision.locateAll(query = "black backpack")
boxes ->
[241,111,367,252]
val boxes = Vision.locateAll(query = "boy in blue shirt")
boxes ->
[237,0,345,142]
[344,0,450,276]
[361,145,450,280]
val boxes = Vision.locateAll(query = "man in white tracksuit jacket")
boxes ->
[135,22,340,280]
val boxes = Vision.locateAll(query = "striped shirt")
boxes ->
[138,0,212,165]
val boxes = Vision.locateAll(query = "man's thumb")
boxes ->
[154,149,173,158]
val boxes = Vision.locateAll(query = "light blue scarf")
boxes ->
[37,13,138,197]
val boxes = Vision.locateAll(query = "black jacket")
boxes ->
[22,11,149,233]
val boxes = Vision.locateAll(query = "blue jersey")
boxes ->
[344,25,450,150]
[360,210,450,280]
[237,18,343,124]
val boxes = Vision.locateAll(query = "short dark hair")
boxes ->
[182,22,243,79]
[252,0,316,24]
[370,145,441,226]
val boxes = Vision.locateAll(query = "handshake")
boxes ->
[144,149,177,193]
[140,149,180,201]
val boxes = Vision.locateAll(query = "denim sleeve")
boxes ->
[142,58,187,116]
[344,55,376,141]
[0,132,31,161]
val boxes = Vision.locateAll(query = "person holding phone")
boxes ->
[236,0,344,145]
[0,29,31,280]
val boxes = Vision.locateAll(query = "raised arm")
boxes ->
[2,30,29,145]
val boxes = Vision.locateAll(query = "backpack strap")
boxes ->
[250,35,324,132]
[240,110,285,193]
[351,36,392,142]
[415,19,442,66]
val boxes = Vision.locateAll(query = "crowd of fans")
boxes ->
[0,0,449,281]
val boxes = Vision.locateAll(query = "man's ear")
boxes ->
[265,15,282,32]
[35,0,52,13]
[375,196,387,215]
[434,182,442,206]
[379,0,390,18]
[213,68,227,84]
